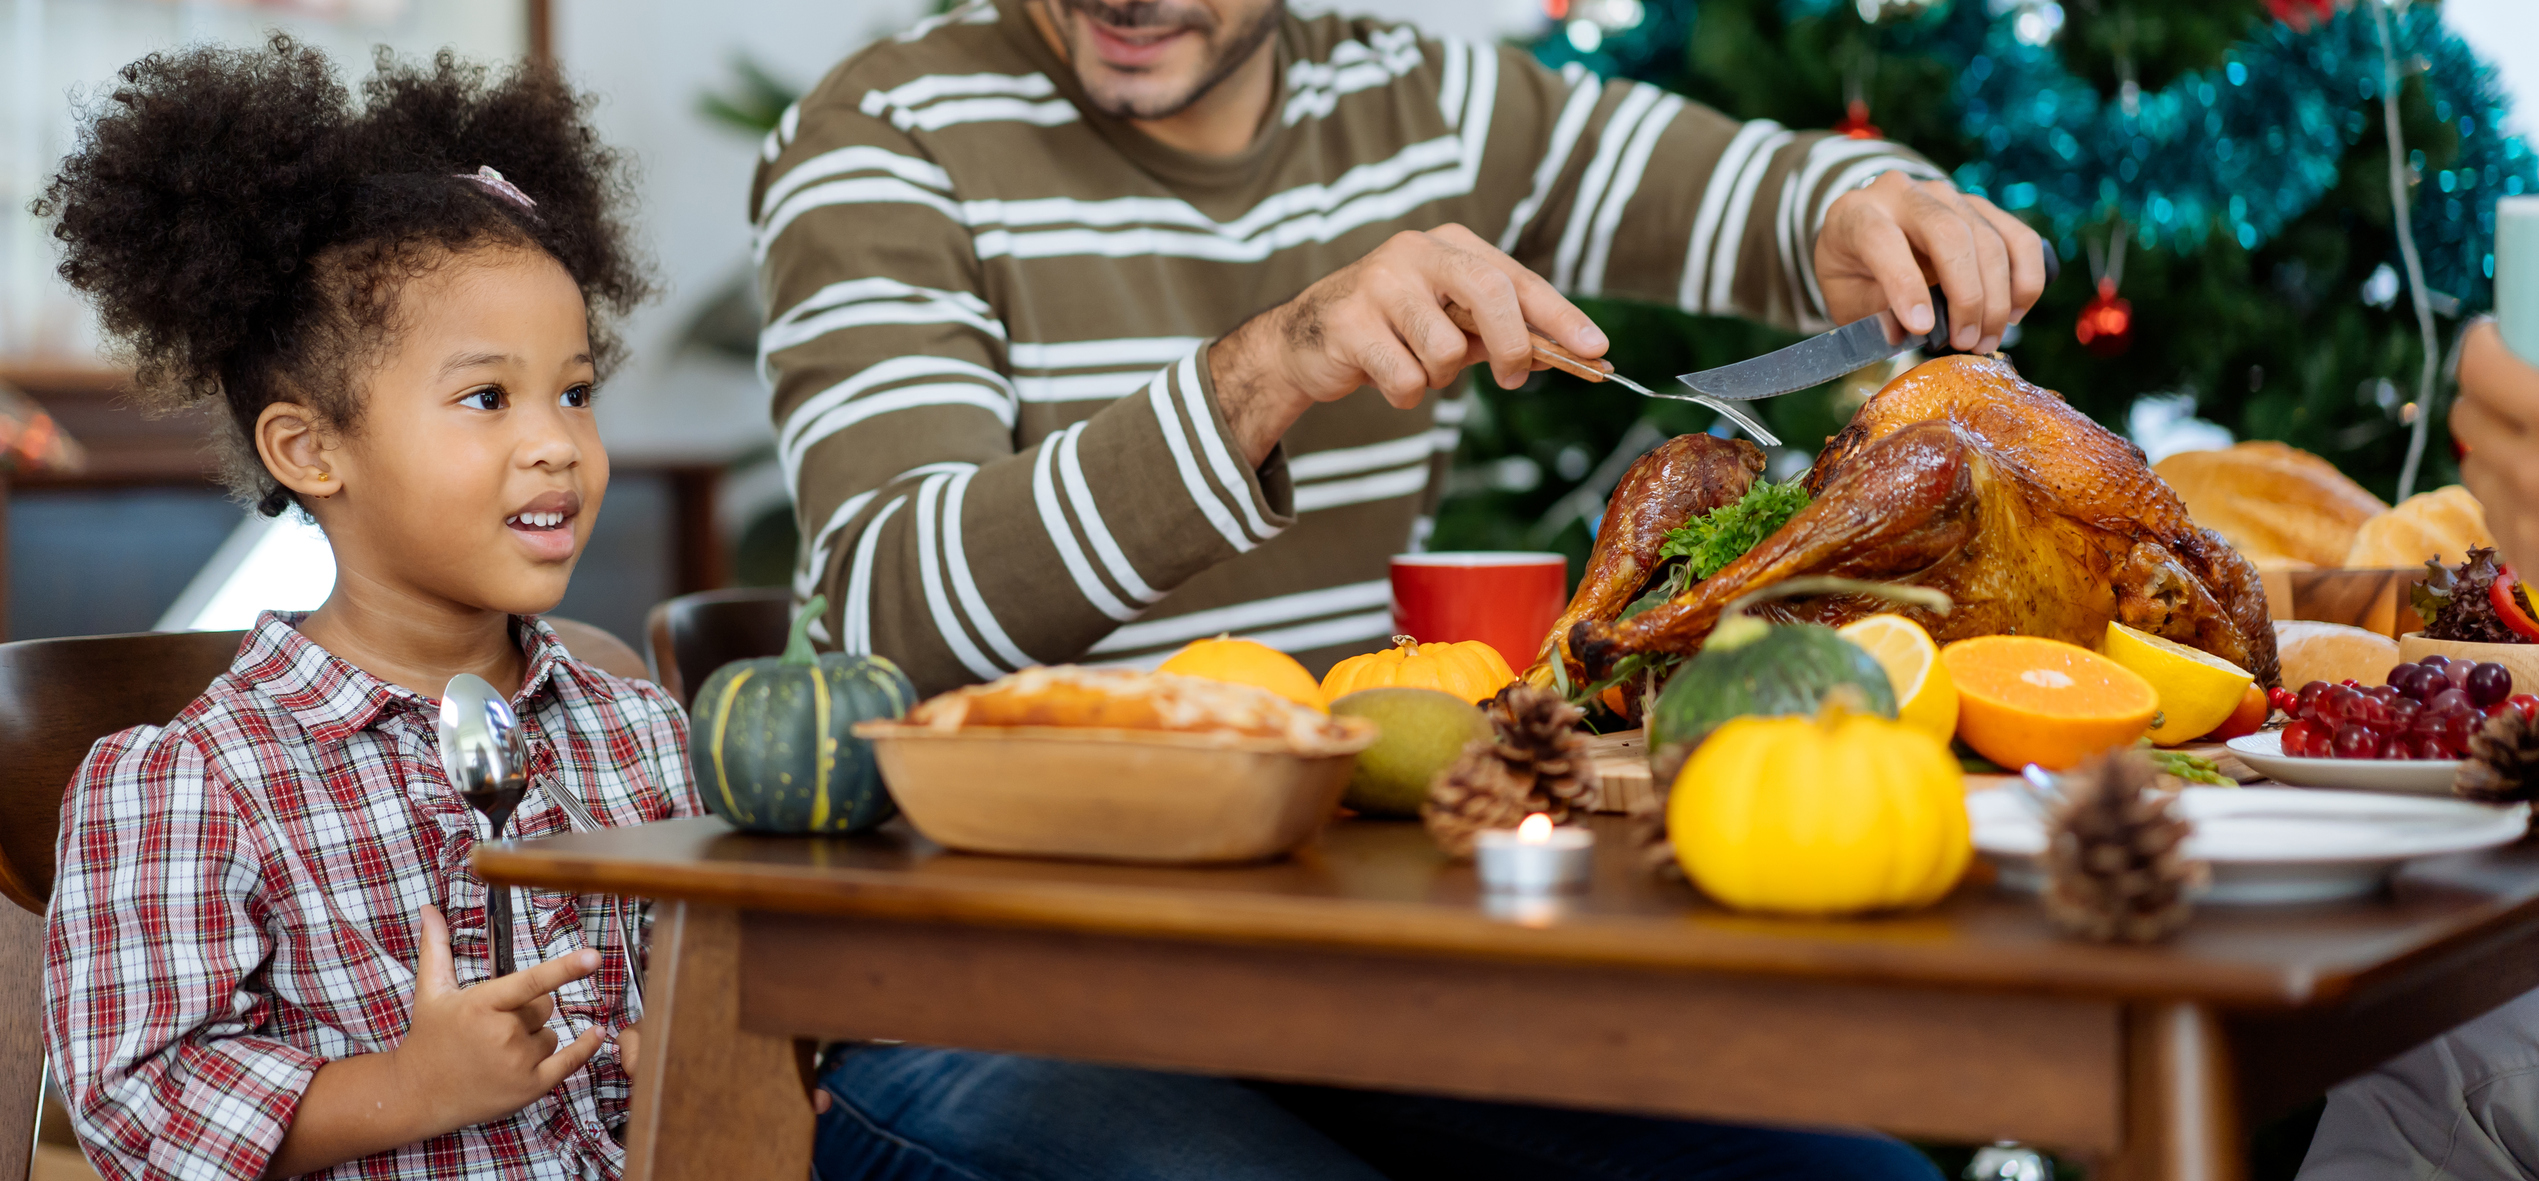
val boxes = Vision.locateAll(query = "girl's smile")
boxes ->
[505,489,583,563]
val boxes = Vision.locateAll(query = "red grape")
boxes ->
[2297,681,2329,714]
[2427,687,2472,716]
[2378,734,2409,759]
[2420,655,2453,672]
[2334,724,2382,759]
[2510,694,2539,723]
[2466,662,2513,707]
[2386,697,2421,731]
[2415,735,2451,761]
[2283,720,2329,758]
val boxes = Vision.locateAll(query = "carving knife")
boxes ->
[1443,304,1783,446]
[1676,251,2062,402]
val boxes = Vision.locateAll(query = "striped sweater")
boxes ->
[750,0,1938,695]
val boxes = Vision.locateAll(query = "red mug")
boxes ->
[1390,552,1571,671]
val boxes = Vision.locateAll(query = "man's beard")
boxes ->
[1051,0,1285,121]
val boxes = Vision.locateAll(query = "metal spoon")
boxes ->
[438,673,529,978]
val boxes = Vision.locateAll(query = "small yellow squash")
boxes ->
[1157,635,1327,712]
[1669,704,1971,916]
[1319,635,1517,704]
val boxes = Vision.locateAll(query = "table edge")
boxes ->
[477,842,2466,1009]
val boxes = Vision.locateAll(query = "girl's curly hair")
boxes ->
[34,35,653,515]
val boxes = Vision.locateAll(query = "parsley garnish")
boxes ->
[1656,479,1811,580]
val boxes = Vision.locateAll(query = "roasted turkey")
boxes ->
[1530,353,2279,694]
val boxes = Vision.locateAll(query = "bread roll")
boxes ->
[2155,442,2386,569]
[2273,620,2401,690]
[907,666,1362,754]
[2342,485,2496,569]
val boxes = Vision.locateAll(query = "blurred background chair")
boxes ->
[546,617,652,683]
[645,588,792,709]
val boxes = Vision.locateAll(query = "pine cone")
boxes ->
[1421,739,1541,858]
[2041,750,2207,943]
[1624,795,1682,880]
[1482,683,1601,809]
[2457,708,2539,809]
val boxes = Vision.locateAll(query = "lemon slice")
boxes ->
[2099,622,2254,746]
[1838,614,1958,743]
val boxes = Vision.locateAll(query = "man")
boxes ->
[2298,318,2539,1181]
[2457,321,2539,574]
[757,0,2039,1175]
[755,0,2044,695]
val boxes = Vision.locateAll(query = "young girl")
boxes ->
[38,36,695,1179]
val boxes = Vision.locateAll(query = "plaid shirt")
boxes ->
[46,612,703,1181]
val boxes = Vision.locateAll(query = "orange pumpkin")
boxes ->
[1320,635,1517,704]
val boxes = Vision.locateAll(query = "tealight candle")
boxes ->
[1475,812,1593,893]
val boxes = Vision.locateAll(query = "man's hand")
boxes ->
[1210,224,1607,466]
[1817,172,2048,356]
[2455,320,2539,574]
[392,904,605,1131]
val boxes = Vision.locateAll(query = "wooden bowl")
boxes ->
[854,720,1377,864]
[2269,567,2428,639]
[2398,633,2539,697]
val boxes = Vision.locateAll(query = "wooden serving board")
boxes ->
[1578,729,2263,815]
[1582,728,1657,815]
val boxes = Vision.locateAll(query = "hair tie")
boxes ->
[455,165,537,213]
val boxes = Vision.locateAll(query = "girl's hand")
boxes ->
[2455,321,2539,575]
[393,905,605,1130]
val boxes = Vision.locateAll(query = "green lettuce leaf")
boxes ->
[1656,478,1811,580]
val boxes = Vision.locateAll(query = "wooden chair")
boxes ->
[0,629,243,1181]
[644,588,793,710]
[0,618,648,1180]
[543,617,651,684]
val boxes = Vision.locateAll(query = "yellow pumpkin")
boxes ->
[1669,705,1970,916]
[1319,635,1517,704]
[1157,635,1327,712]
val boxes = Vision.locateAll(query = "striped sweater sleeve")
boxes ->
[751,89,1295,695]
[1471,44,1944,333]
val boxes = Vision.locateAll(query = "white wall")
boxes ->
[548,0,933,465]
[1294,0,1543,43]
[2450,0,2539,139]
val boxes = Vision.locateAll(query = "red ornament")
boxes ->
[2075,277,2134,358]
[2264,0,2334,30]
[1834,99,1882,141]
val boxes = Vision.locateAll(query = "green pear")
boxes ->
[1329,688,1493,817]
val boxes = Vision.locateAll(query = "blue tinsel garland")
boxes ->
[1536,0,2536,311]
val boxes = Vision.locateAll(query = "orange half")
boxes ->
[1939,635,2159,771]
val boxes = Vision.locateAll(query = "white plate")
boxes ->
[1969,786,2528,904]
[2224,731,2462,795]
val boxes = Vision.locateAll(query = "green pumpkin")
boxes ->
[1645,576,1941,789]
[689,593,916,834]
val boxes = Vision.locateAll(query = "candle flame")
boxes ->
[1517,813,1553,843]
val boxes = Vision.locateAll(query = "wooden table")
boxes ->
[480,814,2539,1181]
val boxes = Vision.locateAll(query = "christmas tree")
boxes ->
[1435,0,2533,566]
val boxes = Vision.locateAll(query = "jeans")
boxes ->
[812,1045,1943,1181]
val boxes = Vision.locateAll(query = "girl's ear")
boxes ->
[255,402,342,502]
